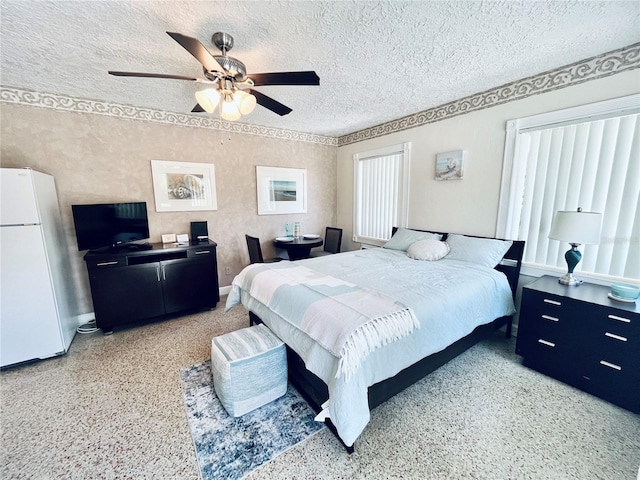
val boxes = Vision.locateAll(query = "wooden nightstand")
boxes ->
[516,275,639,413]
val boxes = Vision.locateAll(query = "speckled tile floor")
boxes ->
[1,300,639,479]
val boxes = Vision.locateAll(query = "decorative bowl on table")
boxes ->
[609,283,639,302]
[303,234,320,239]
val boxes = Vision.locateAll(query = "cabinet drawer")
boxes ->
[85,256,126,269]
[581,358,640,412]
[188,246,216,258]
[592,330,637,364]
[595,309,638,342]
[517,332,576,366]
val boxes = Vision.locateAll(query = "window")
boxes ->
[497,94,639,283]
[353,143,411,245]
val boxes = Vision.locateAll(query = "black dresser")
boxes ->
[516,275,639,413]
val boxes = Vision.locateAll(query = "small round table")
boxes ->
[273,237,323,260]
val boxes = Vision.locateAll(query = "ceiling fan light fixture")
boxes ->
[234,90,257,115]
[194,88,220,113]
[221,94,241,121]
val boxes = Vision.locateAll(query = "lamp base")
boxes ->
[558,273,583,286]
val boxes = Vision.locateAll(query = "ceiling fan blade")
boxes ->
[191,103,205,113]
[108,71,199,81]
[249,89,292,116]
[166,32,225,73]
[248,71,320,86]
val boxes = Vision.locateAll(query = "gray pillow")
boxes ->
[383,228,443,251]
[445,234,513,268]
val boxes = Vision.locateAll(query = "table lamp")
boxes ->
[548,208,602,286]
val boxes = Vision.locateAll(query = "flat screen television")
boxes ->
[71,202,150,251]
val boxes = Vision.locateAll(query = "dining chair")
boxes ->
[245,235,283,264]
[310,227,343,257]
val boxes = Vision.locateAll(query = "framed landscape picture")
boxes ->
[151,160,217,212]
[256,166,307,215]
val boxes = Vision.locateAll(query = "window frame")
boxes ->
[352,142,411,246]
[496,93,640,285]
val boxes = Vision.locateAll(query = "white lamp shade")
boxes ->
[221,96,241,121]
[548,210,602,245]
[234,90,257,115]
[194,88,221,113]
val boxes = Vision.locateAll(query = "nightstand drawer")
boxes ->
[581,358,640,412]
[594,309,639,342]
[587,333,638,372]
[517,334,575,366]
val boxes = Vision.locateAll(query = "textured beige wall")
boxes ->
[337,70,640,251]
[1,104,337,315]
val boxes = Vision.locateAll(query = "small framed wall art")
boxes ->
[256,166,307,215]
[151,160,218,212]
[435,150,465,180]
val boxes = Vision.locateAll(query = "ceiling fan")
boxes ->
[109,31,320,120]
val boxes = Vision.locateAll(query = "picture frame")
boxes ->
[151,160,217,212]
[256,166,307,215]
[435,150,465,180]
[161,233,177,244]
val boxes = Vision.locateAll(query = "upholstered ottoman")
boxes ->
[211,323,287,417]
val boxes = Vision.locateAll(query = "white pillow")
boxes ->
[406,239,450,261]
[445,234,513,268]
[383,228,443,251]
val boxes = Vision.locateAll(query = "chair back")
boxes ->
[245,235,264,264]
[324,227,343,254]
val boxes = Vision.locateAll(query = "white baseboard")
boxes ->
[219,285,232,296]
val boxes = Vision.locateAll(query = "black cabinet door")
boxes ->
[161,257,219,314]
[89,263,165,329]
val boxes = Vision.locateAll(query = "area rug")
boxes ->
[180,360,325,480]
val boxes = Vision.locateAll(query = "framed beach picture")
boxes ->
[151,160,217,212]
[435,150,465,180]
[256,166,307,215]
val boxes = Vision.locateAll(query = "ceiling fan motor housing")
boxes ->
[206,32,246,80]
[213,56,246,79]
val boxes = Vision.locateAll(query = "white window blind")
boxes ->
[353,143,410,245]
[502,109,639,281]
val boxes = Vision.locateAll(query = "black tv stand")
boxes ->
[83,240,219,333]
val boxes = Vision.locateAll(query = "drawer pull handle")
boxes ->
[97,261,119,266]
[194,250,210,255]
[608,314,631,323]
[599,360,622,371]
[543,299,561,306]
[604,332,627,342]
[541,315,559,322]
[537,339,556,347]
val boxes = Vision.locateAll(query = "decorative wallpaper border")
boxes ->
[338,42,640,146]
[0,87,338,147]
[2,42,638,147]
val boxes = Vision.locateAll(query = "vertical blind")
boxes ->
[514,113,639,280]
[353,144,409,244]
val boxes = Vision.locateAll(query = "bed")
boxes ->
[226,228,524,452]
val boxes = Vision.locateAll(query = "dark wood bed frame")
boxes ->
[249,230,525,453]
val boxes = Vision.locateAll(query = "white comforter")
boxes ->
[226,247,515,447]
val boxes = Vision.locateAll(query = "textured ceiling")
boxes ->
[1,1,639,138]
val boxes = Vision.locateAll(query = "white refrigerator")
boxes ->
[0,168,76,367]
